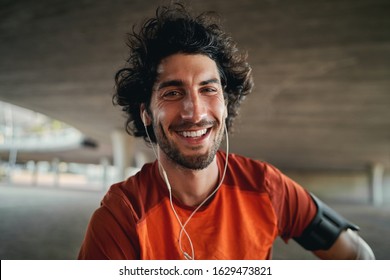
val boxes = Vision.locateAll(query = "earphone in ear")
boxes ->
[142,111,146,126]
[224,104,228,120]
[142,110,147,126]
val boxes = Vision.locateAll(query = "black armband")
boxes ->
[293,193,359,251]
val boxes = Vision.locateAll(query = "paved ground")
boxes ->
[0,184,389,260]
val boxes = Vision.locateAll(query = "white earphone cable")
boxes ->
[145,124,195,259]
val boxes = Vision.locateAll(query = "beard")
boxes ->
[153,120,225,170]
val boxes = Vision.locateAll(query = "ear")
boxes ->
[140,104,152,126]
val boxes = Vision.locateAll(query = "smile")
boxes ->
[178,128,208,138]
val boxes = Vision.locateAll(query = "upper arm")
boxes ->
[262,163,317,240]
[313,229,375,260]
[78,206,139,260]
[291,194,375,260]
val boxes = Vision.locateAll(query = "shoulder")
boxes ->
[217,152,316,239]
[219,151,312,205]
[220,151,281,174]
[101,161,166,223]
[218,151,285,192]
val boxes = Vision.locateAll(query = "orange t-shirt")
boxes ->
[78,151,316,260]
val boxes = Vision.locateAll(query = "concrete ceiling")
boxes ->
[1,0,389,171]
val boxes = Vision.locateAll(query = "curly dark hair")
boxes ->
[113,3,253,143]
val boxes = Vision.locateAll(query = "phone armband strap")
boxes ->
[293,193,359,251]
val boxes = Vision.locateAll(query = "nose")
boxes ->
[180,91,207,123]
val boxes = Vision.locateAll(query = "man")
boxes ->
[78,3,374,260]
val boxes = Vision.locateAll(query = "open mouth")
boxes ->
[175,127,212,142]
[178,128,208,138]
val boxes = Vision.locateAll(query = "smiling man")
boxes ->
[149,54,226,173]
[78,3,374,260]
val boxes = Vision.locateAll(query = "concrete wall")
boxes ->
[285,169,390,205]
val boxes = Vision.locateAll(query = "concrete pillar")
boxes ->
[32,162,38,186]
[52,157,60,188]
[100,157,110,191]
[111,129,134,182]
[369,163,384,206]
[26,160,38,186]
[7,148,17,184]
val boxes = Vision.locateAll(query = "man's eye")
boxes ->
[201,87,218,94]
[163,90,182,99]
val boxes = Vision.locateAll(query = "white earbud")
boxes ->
[142,110,148,127]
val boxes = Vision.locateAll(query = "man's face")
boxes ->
[149,53,227,170]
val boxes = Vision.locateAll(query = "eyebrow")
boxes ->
[157,78,221,91]
[157,80,184,90]
[200,78,220,86]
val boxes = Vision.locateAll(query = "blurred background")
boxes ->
[0,0,389,259]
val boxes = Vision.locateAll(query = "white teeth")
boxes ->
[180,129,207,138]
